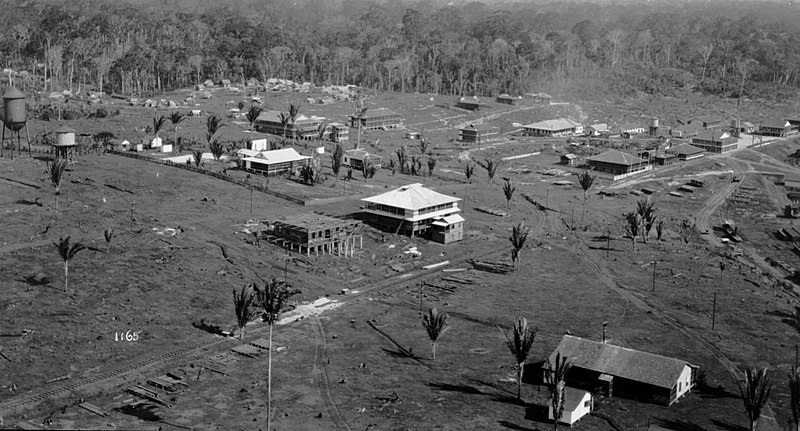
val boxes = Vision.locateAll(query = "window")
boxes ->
[679,382,682,391]
[584,400,590,408]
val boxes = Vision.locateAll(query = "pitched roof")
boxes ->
[244,148,310,164]
[561,154,577,159]
[668,143,705,155]
[548,335,694,390]
[356,108,401,119]
[587,149,646,166]
[692,129,732,142]
[761,118,791,129]
[524,118,581,131]
[588,123,609,132]
[673,123,703,133]
[461,123,498,132]
[693,115,721,124]
[618,123,644,132]
[432,213,465,226]
[562,387,591,412]
[362,183,461,210]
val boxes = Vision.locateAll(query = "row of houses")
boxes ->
[236,147,382,175]
[563,143,707,179]
[252,107,403,142]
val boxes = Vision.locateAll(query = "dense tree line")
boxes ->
[2,0,800,99]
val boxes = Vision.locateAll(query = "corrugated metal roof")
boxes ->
[692,129,732,142]
[362,183,460,210]
[761,118,791,128]
[243,148,309,164]
[548,335,694,390]
[587,149,646,166]
[668,143,705,155]
[432,214,465,226]
[524,118,581,131]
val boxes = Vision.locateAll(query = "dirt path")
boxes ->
[313,317,352,431]
[0,239,51,254]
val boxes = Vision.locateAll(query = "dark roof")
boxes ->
[692,129,734,142]
[672,123,703,133]
[693,115,721,124]
[461,123,498,132]
[587,149,646,166]
[548,335,694,390]
[2,87,25,99]
[668,143,705,156]
[761,118,790,129]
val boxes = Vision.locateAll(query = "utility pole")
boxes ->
[129,200,135,233]
[602,321,607,343]
[652,259,657,292]
[249,185,253,214]
[711,292,717,330]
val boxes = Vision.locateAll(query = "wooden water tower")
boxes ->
[1,87,32,158]
[53,126,77,163]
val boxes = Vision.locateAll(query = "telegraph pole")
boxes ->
[652,260,657,292]
[711,292,717,330]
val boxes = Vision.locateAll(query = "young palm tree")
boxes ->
[477,157,501,184]
[168,111,186,146]
[233,284,256,340]
[152,115,167,146]
[278,112,290,139]
[353,95,368,150]
[48,158,68,210]
[253,278,297,431]
[427,157,436,177]
[577,170,596,223]
[419,137,429,156]
[740,367,772,431]
[624,211,641,251]
[288,103,301,140]
[790,367,800,431]
[502,178,516,213]
[246,105,263,131]
[104,227,114,254]
[545,353,574,431]
[636,198,657,243]
[464,161,476,184]
[54,236,86,293]
[421,308,448,361]
[500,317,538,401]
[192,150,204,168]
[509,221,530,268]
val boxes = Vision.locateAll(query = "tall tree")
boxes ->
[421,307,448,361]
[739,367,772,431]
[545,353,574,431]
[509,221,530,268]
[253,278,298,431]
[500,317,538,401]
[233,284,256,340]
[48,158,68,211]
[152,115,167,146]
[636,198,657,243]
[246,105,263,131]
[288,103,301,140]
[331,144,344,178]
[502,178,516,213]
[477,157,501,184]
[53,236,86,293]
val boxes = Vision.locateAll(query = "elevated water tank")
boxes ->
[3,87,26,129]
[54,126,76,147]
[648,118,659,128]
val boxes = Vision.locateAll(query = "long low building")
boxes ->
[586,149,650,180]
[691,129,738,153]
[254,110,326,140]
[361,183,464,244]
[238,147,310,175]
[350,108,403,130]
[523,118,583,137]
[547,335,697,406]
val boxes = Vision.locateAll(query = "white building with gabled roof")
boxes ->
[523,118,583,137]
[361,183,463,243]
[239,148,310,175]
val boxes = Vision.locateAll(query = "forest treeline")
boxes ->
[2,0,800,100]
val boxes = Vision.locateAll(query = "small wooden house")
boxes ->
[496,94,520,105]
[561,154,577,165]
[456,98,481,111]
[343,149,382,170]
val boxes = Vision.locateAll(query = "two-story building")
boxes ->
[361,183,464,243]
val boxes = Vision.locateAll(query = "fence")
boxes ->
[107,150,305,205]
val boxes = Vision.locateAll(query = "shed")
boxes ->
[456,98,481,111]
[666,144,705,161]
[241,148,310,175]
[548,387,592,425]
[561,154,577,166]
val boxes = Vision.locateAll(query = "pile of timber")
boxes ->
[475,207,508,217]
[470,260,511,274]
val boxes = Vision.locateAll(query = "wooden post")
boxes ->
[652,260,657,292]
[606,229,611,258]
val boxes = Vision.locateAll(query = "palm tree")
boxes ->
[739,367,772,431]
[53,236,86,293]
[636,198,657,243]
[545,353,574,431]
[502,178,516,213]
[253,278,297,431]
[509,221,530,268]
[48,158,68,210]
[624,211,641,251]
[233,284,256,340]
[500,317,538,401]
[206,114,224,147]
[353,95,368,149]
[789,367,800,431]
[577,170,596,223]
[464,161,476,184]
[421,308,448,361]
[477,157,501,184]
[419,137,429,156]
[168,111,186,147]
[288,103,301,140]
[152,115,167,146]
[427,157,436,177]
[104,227,114,254]
[246,105,263,131]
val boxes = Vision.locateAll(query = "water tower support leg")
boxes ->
[16,130,22,158]
[24,123,31,157]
